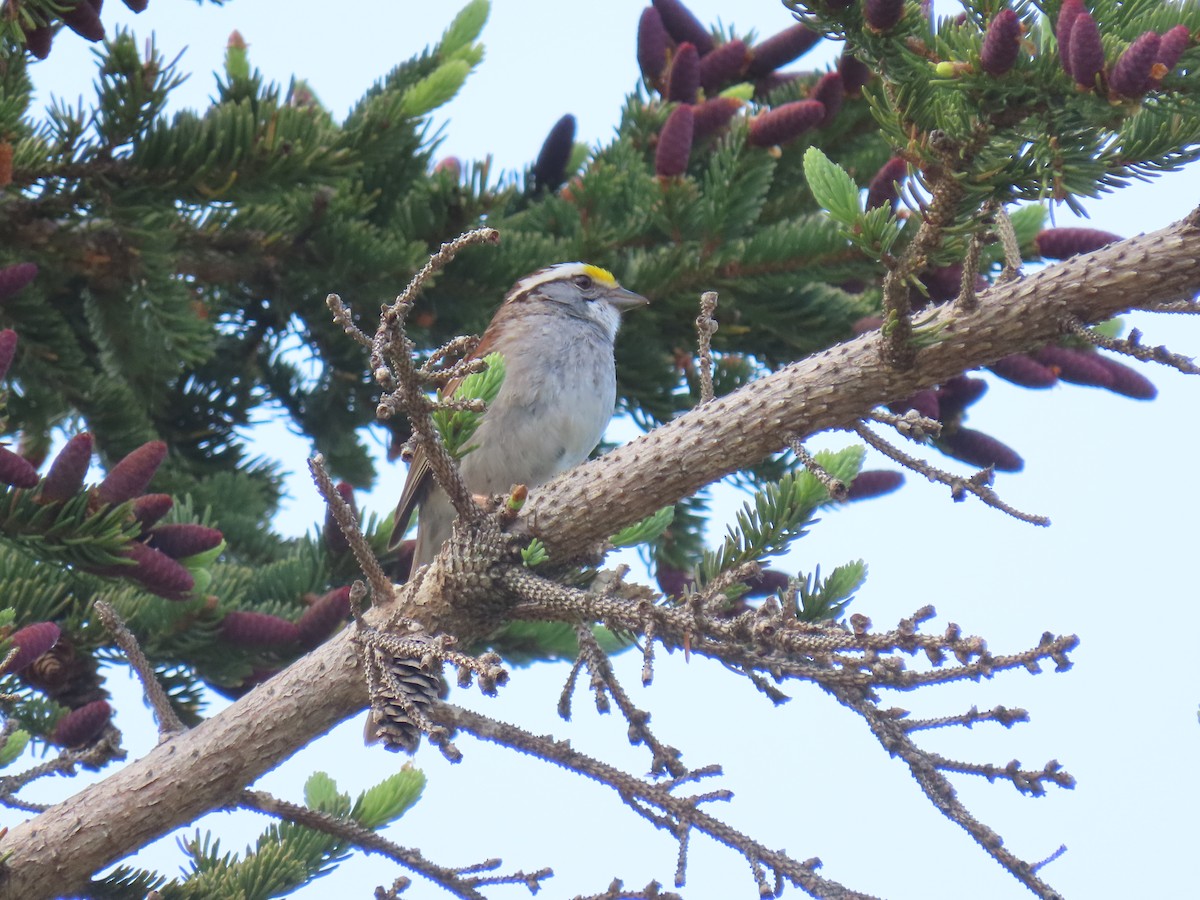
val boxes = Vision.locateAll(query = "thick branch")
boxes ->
[3,209,1199,899]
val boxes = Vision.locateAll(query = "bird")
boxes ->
[389,262,648,573]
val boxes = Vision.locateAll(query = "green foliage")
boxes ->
[794,561,868,623]
[485,621,631,666]
[0,728,30,767]
[610,506,675,549]
[520,537,549,567]
[432,352,506,459]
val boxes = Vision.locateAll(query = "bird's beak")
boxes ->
[607,286,650,312]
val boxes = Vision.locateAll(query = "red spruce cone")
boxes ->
[746,24,821,78]
[667,42,701,102]
[655,562,694,598]
[866,156,908,210]
[3,622,61,675]
[699,39,747,94]
[0,446,38,488]
[637,6,672,87]
[148,523,223,559]
[939,428,1024,472]
[1069,12,1104,88]
[1035,227,1121,259]
[0,262,38,300]
[23,24,53,59]
[97,440,167,505]
[655,104,695,176]
[748,100,824,146]
[981,9,1021,76]
[1154,24,1191,84]
[221,610,301,647]
[1032,345,1114,388]
[61,0,105,41]
[52,699,112,747]
[652,0,713,55]
[297,586,353,650]
[810,71,844,124]
[121,0,149,11]
[936,375,987,415]
[691,96,742,138]
[742,568,791,598]
[839,52,873,95]
[847,470,904,501]
[1109,31,1161,98]
[91,541,195,600]
[0,329,17,380]
[889,390,940,421]
[1093,356,1156,399]
[989,354,1059,388]
[1056,0,1086,77]
[533,114,576,192]
[864,0,905,32]
[132,493,173,529]
[41,433,94,502]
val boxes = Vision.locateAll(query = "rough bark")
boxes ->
[3,207,1199,899]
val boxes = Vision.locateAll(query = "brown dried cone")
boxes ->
[0,445,39,488]
[1032,345,1114,388]
[652,0,713,55]
[655,103,694,177]
[296,586,352,650]
[132,493,174,529]
[810,71,844,124]
[1036,227,1121,259]
[1092,356,1156,399]
[61,0,105,41]
[938,427,1024,472]
[1056,0,1086,77]
[1154,24,1191,84]
[532,113,576,192]
[324,481,357,554]
[366,657,448,753]
[0,329,15,379]
[691,96,742,139]
[746,24,821,78]
[864,0,905,32]
[23,24,53,59]
[1069,12,1104,88]
[147,523,223,559]
[0,262,38,300]
[2,622,61,676]
[866,156,909,210]
[40,433,94,502]
[839,51,873,95]
[989,353,1059,388]
[935,375,988,416]
[51,699,112,747]
[1109,31,1161,98]
[637,6,672,88]
[748,99,825,146]
[20,634,105,708]
[97,440,167,505]
[221,610,302,647]
[981,8,1021,76]
[699,38,747,94]
[666,42,700,103]
[846,469,905,501]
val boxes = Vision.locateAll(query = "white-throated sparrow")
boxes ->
[390,262,648,571]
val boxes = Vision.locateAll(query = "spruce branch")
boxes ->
[0,728,125,814]
[1064,318,1200,376]
[308,453,395,605]
[93,600,183,739]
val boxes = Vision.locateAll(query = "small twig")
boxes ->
[573,879,683,900]
[325,293,373,348]
[0,730,125,812]
[902,704,1029,732]
[786,435,848,501]
[956,225,984,312]
[309,454,395,605]
[1142,298,1200,314]
[1065,317,1200,375]
[695,291,718,405]
[94,600,184,738]
[851,422,1049,526]
[993,205,1023,284]
[865,407,942,441]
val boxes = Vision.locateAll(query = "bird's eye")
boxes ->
[573,274,593,290]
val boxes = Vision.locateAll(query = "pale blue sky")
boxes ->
[13,2,1200,898]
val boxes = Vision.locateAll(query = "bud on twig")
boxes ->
[667,42,701,103]
[41,433,94,502]
[638,6,672,87]
[655,104,695,176]
[1109,31,1161,98]
[747,24,821,78]
[748,100,824,146]
[533,114,576,193]
[652,0,713,55]
[97,441,167,505]
[980,9,1021,76]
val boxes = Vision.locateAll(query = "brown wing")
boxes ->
[387,324,507,549]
